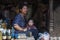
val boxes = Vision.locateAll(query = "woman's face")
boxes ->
[21,6,28,15]
[28,20,34,26]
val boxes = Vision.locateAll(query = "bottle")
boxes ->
[28,31,32,37]
[0,24,2,28]
[30,32,32,37]
[11,37,14,40]
[0,19,3,31]
[7,29,11,40]
[11,27,14,40]
[2,21,7,40]
[0,23,4,33]
[0,19,3,25]
[2,29,7,40]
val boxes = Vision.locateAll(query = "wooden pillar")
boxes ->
[49,0,54,32]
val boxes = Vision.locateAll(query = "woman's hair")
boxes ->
[19,2,28,9]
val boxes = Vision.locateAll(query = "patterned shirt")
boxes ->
[13,13,26,33]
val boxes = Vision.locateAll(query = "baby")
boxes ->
[27,19,37,30]
[27,19,38,40]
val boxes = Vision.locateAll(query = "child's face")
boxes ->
[28,20,34,26]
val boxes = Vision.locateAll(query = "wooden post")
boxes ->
[49,0,54,32]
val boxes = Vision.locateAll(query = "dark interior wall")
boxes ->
[31,0,49,32]
[53,0,60,10]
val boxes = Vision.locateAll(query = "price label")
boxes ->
[3,36,7,39]
[8,36,11,39]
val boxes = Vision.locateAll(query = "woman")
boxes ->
[12,3,28,39]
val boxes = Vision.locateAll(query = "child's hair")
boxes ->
[27,19,36,25]
[28,19,34,22]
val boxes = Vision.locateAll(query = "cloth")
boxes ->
[27,25,37,30]
[27,25,38,40]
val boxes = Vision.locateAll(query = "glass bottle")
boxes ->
[11,27,14,40]
[28,31,32,37]
[7,29,11,40]
[30,31,32,37]
[2,29,7,40]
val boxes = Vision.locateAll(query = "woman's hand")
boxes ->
[24,28,27,31]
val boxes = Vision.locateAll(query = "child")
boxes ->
[27,19,38,40]
[27,19,37,30]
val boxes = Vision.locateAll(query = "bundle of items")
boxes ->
[38,32,50,40]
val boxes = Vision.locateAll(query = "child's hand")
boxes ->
[24,28,27,31]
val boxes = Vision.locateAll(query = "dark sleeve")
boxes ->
[12,15,21,26]
[12,14,26,27]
